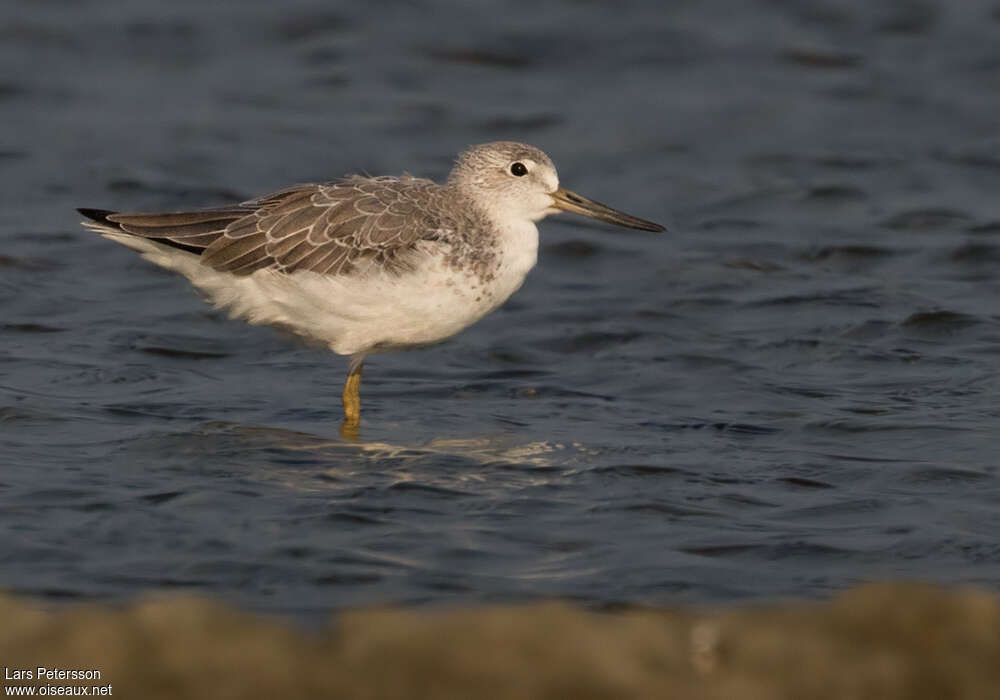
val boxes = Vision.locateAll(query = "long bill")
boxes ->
[550,186,666,232]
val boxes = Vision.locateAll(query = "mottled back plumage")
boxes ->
[95,176,479,278]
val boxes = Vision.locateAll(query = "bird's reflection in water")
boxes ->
[190,421,583,494]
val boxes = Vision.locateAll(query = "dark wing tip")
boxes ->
[77,208,118,224]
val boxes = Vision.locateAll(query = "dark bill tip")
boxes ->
[550,186,666,232]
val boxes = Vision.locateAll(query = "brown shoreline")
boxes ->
[2,583,998,699]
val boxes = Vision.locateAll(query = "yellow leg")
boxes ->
[340,358,363,439]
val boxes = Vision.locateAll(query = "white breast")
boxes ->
[482,218,539,306]
[99,219,540,357]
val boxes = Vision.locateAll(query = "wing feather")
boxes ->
[267,229,311,259]
[87,176,459,277]
[108,210,241,227]
[204,233,269,270]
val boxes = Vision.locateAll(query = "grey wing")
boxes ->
[98,177,447,277]
[202,177,445,276]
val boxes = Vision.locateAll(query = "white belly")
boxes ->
[106,219,539,357]
[325,221,539,354]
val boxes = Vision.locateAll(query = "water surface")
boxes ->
[3,0,1000,617]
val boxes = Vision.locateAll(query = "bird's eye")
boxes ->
[510,162,528,177]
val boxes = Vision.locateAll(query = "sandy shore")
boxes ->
[2,583,998,699]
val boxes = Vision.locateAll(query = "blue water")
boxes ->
[3,0,1000,618]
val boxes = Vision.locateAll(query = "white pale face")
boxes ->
[499,157,560,222]
[448,142,562,223]
[449,141,667,233]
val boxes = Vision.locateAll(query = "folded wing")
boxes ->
[92,176,445,277]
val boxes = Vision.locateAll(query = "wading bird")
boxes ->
[79,142,664,435]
